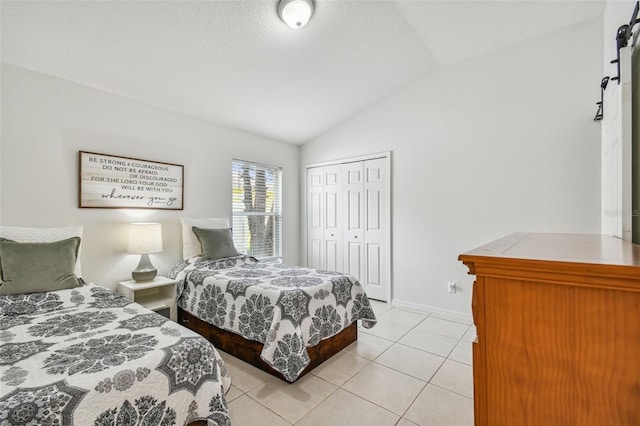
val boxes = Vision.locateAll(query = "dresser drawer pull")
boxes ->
[471,280,478,326]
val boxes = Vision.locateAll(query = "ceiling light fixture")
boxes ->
[278,0,314,29]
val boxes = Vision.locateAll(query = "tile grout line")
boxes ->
[337,386,406,423]
[227,390,294,425]
[429,382,474,401]
[244,390,301,425]
[397,380,429,421]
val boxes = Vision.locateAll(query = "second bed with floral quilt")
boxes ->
[169,255,377,382]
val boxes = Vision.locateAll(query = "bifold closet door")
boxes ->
[307,167,324,269]
[362,158,386,301]
[343,162,365,285]
[323,165,344,273]
[306,156,389,301]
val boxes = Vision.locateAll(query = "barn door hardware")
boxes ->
[610,1,639,84]
[594,76,610,121]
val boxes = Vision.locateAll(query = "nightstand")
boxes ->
[117,276,177,321]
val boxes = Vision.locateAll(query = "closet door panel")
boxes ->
[344,162,365,282]
[347,191,362,230]
[325,240,341,272]
[309,239,323,269]
[366,243,381,285]
[367,190,381,230]
[346,242,362,280]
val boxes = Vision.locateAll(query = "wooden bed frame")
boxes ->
[178,307,357,382]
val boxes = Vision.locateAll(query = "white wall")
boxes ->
[301,19,603,315]
[0,64,300,289]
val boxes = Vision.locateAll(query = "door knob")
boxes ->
[354,236,358,239]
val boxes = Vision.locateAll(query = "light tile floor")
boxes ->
[221,300,475,426]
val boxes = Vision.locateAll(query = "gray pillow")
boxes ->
[192,227,239,260]
[0,237,82,295]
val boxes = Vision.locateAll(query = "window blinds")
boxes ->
[231,159,282,260]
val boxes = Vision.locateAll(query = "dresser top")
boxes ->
[459,233,640,267]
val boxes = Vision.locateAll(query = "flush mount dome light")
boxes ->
[278,0,314,29]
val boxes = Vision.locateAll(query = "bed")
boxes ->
[0,226,231,426]
[169,220,377,383]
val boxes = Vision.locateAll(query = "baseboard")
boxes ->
[391,299,473,325]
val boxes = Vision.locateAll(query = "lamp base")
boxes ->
[132,269,157,282]
[132,254,158,282]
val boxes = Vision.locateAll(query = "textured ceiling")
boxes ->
[1,1,604,144]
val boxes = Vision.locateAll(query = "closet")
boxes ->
[306,154,390,301]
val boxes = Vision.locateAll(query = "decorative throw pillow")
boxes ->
[181,217,229,259]
[0,237,83,295]
[192,227,239,260]
[0,225,84,277]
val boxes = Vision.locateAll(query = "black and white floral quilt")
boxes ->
[169,255,377,382]
[0,283,231,426]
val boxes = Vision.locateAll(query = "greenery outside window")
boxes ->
[231,159,282,260]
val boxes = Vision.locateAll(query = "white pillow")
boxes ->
[0,225,84,277]
[181,218,229,260]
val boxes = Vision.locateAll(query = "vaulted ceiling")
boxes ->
[1,1,604,144]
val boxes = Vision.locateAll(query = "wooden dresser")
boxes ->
[459,233,640,426]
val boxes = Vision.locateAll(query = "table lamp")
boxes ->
[127,222,163,282]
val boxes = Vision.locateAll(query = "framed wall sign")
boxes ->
[79,151,184,210]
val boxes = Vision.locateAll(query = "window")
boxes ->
[232,159,282,260]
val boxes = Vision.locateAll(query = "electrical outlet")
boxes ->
[448,281,457,293]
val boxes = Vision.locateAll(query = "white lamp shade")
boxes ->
[279,0,314,29]
[127,223,163,254]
